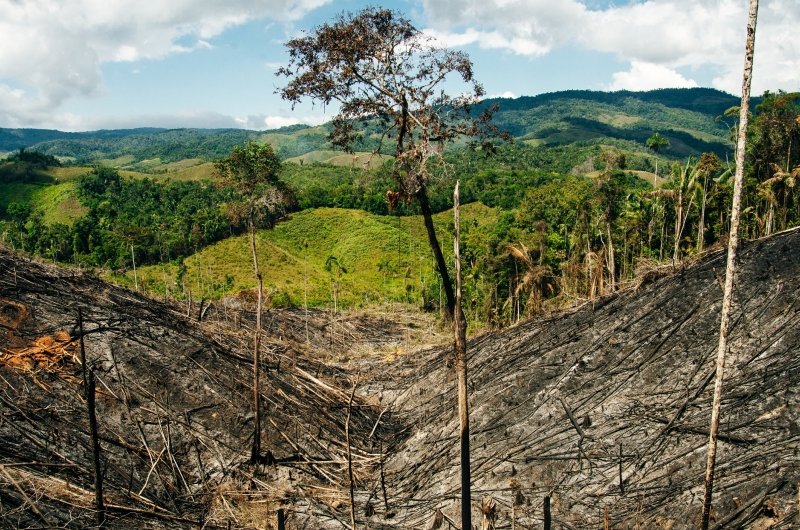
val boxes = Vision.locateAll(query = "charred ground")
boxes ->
[1,228,799,529]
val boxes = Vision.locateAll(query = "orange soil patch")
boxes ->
[0,298,78,378]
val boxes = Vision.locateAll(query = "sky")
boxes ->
[0,0,798,131]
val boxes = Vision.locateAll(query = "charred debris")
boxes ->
[1,228,799,529]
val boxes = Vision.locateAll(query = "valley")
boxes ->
[1,86,799,528]
[1,217,798,529]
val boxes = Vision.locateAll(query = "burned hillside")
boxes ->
[370,228,800,529]
[1,227,799,529]
[0,251,404,528]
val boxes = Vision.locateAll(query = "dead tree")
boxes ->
[215,142,290,464]
[701,1,759,527]
[78,308,106,527]
[346,376,359,530]
[454,182,471,530]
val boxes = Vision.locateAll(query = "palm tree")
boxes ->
[694,153,724,253]
[650,158,702,263]
[646,132,671,186]
[758,163,799,236]
[507,242,552,316]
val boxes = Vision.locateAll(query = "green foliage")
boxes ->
[646,132,670,154]
[214,142,293,232]
[4,89,799,331]
[0,148,60,183]
[1,166,239,268]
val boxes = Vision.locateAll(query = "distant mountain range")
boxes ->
[0,87,743,165]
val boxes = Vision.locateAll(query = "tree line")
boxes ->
[1,91,798,326]
[3,166,239,268]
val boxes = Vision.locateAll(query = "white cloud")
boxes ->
[489,91,516,99]
[424,28,551,56]
[608,61,699,91]
[0,0,330,128]
[421,0,800,94]
[260,114,328,130]
[423,0,585,55]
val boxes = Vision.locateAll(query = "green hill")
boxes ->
[122,204,499,310]
[1,88,741,168]
[482,88,737,159]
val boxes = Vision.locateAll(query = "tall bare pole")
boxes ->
[454,181,471,530]
[701,1,759,527]
[130,244,138,291]
[249,222,263,464]
[345,376,359,530]
[78,308,106,527]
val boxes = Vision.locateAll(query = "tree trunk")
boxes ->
[453,182,471,530]
[417,186,455,320]
[131,244,138,292]
[346,378,358,530]
[249,222,263,464]
[701,1,759,527]
[674,189,683,263]
[78,309,106,527]
[606,222,615,292]
[697,176,709,253]
[654,158,659,186]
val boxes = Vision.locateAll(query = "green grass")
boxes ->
[49,166,91,181]
[35,182,86,225]
[125,204,498,310]
[0,181,86,225]
[168,162,216,181]
[286,150,392,169]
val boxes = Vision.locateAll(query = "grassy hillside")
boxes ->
[0,178,86,226]
[121,204,498,310]
[286,150,393,169]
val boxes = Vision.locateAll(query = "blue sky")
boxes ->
[1,0,797,131]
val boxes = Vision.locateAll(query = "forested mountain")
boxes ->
[0,88,739,165]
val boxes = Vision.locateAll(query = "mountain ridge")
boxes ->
[0,87,740,163]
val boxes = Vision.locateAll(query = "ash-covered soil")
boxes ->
[370,229,800,529]
[0,252,407,529]
[1,227,799,529]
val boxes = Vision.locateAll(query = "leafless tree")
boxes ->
[701,1,759,527]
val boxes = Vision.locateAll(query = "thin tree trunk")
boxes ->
[701,1,758,527]
[417,186,455,320]
[606,223,615,292]
[453,182,471,530]
[697,176,709,253]
[249,223,263,464]
[131,244,138,291]
[654,158,658,186]
[765,204,774,237]
[346,377,359,530]
[674,189,683,263]
[78,309,106,527]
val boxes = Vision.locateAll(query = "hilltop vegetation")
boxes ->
[1,88,738,167]
[1,89,798,328]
